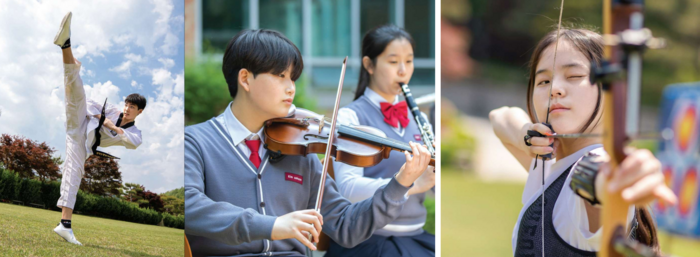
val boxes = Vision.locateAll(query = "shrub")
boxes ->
[0,169,182,229]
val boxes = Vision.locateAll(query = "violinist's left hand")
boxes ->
[407,166,435,196]
[596,148,677,206]
[395,142,432,188]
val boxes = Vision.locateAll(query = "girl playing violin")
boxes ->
[489,28,677,256]
[328,25,436,257]
[184,29,432,257]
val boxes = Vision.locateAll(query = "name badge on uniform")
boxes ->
[414,134,422,141]
[285,172,303,185]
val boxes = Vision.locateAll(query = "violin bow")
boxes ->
[309,56,348,241]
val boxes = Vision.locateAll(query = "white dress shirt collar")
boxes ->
[223,101,264,147]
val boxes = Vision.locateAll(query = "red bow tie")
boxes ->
[380,101,409,128]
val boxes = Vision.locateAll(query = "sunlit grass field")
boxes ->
[441,170,700,256]
[0,203,183,256]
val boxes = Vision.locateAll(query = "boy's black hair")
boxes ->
[125,93,147,110]
[222,29,304,99]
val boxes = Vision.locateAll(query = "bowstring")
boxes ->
[542,1,565,256]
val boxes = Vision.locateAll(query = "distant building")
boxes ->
[185,0,435,90]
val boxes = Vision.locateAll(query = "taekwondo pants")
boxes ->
[56,61,89,210]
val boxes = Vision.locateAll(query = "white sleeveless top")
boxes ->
[511,144,636,253]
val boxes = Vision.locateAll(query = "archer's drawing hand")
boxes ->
[271,209,323,250]
[522,123,555,158]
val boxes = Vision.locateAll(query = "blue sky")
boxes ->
[0,0,185,193]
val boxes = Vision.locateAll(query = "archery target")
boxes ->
[673,103,698,154]
[654,83,700,237]
[679,167,698,217]
[656,166,674,213]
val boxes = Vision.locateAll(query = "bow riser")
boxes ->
[600,0,644,257]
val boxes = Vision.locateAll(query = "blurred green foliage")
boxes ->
[423,195,436,235]
[185,58,317,125]
[184,59,230,126]
[441,102,476,171]
[451,0,700,107]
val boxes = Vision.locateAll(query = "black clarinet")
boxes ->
[400,83,435,155]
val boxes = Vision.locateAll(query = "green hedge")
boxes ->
[0,169,184,229]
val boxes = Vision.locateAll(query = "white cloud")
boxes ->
[0,0,183,193]
[125,53,145,63]
[85,81,121,102]
[130,80,142,89]
[110,54,146,79]
[158,58,175,69]
[109,60,132,79]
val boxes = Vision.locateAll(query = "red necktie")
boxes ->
[245,139,261,169]
[380,101,409,128]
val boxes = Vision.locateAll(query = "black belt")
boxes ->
[90,98,135,159]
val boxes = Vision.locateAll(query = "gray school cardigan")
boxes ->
[184,115,411,256]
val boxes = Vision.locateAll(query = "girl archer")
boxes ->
[489,28,677,256]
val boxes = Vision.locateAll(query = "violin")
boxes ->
[262,57,433,243]
[263,107,436,167]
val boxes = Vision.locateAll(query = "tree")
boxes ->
[122,183,143,203]
[162,187,185,199]
[0,134,61,181]
[121,183,165,212]
[161,195,185,215]
[142,190,164,212]
[80,156,123,197]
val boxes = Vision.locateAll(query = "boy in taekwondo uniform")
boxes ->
[184,29,433,256]
[52,12,145,246]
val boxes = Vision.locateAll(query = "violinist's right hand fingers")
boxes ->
[530,146,554,156]
[299,209,324,226]
[297,212,323,237]
[530,123,553,136]
[529,136,553,147]
[296,219,320,244]
[293,228,316,250]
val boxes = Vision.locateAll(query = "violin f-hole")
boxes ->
[303,134,329,141]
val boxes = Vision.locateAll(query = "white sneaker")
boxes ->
[53,223,83,246]
[53,12,72,47]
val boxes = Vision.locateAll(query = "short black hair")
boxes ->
[125,93,147,110]
[222,29,304,99]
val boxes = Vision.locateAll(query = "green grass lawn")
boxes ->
[0,203,183,256]
[441,170,700,256]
